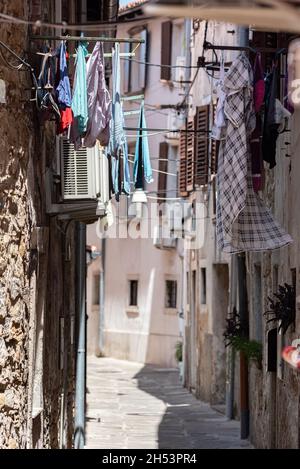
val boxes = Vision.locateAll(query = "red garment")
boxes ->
[58,107,73,134]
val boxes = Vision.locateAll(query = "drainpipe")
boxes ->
[237,253,249,439]
[237,26,250,441]
[98,236,106,356]
[74,222,87,449]
[226,255,237,419]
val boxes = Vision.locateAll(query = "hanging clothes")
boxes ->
[56,41,73,134]
[37,47,60,122]
[71,41,88,136]
[211,52,226,141]
[262,64,280,169]
[107,43,131,198]
[250,53,265,192]
[84,42,112,148]
[253,53,265,113]
[216,53,292,253]
[133,101,153,188]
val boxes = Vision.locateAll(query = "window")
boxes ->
[129,280,138,307]
[161,21,172,80]
[92,274,100,305]
[87,0,101,21]
[165,280,177,308]
[158,142,168,200]
[200,268,207,305]
[124,28,148,94]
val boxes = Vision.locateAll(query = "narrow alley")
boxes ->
[85,357,252,449]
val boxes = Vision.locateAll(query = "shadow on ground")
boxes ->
[133,364,250,449]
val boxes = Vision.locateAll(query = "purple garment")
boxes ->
[84,42,112,148]
[253,53,265,113]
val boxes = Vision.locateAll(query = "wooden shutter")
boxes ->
[179,129,188,197]
[186,118,195,191]
[139,28,148,90]
[158,142,168,200]
[194,105,209,186]
[160,21,172,81]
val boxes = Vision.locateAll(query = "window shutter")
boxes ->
[186,118,195,191]
[139,28,148,90]
[158,142,168,200]
[160,21,172,81]
[179,129,188,197]
[194,105,209,186]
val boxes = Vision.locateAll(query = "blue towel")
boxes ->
[134,101,153,188]
[71,42,88,134]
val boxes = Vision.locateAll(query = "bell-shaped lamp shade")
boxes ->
[132,188,148,204]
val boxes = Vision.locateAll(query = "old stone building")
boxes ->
[0,0,76,448]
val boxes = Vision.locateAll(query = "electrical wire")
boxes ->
[0,12,158,32]
[121,56,199,69]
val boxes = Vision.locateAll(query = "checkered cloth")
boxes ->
[216,53,292,253]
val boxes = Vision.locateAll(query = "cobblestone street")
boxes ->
[85,357,252,449]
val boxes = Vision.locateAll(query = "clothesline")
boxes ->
[0,11,154,31]
[30,35,145,44]
[203,41,287,55]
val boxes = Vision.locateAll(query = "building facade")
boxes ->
[180,18,300,448]
[86,4,186,368]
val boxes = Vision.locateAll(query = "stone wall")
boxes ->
[0,0,76,448]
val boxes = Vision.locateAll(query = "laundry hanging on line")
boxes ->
[56,41,73,134]
[107,42,131,201]
[214,52,292,253]
[133,101,153,189]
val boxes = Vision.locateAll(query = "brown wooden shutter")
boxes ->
[160,21,172,81]
[179,129,188,197]
[186,118,195,191]
[158,142,168,200]
[194,105,209,186]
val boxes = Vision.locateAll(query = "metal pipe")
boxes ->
[29,35,145,43]
[226,255,237,420]
[237,26,250,441]
[98,237,106,356]
[237,252,249,440]
[74,222,86,449]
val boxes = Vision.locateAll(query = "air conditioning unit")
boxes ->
[60,137,101,200]
[167,109,185,140]
[153,223,177,249]
[161,237,177,249]
[175,56,186,84]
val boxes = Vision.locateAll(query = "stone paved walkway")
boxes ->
[85,357,252,449]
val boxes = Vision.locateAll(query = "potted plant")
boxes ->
[224,308,263,369]
[175,341,183,381]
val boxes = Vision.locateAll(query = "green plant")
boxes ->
[175,341,183,363]
[229,336,263,365]
[264,283,295,335]
[224,308,262,368]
